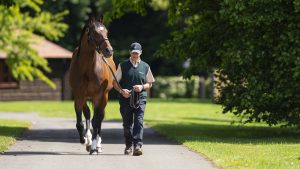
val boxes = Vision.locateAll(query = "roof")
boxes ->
[0,37,73,59]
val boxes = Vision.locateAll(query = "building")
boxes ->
[0,37,72,101]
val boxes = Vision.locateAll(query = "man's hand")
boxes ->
[133,85,143,92]
[121,89,131,98]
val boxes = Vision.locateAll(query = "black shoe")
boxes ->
[124,146,132,155]
[133,146,143,156]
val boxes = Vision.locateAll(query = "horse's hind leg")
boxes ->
[75,99,85,144]
[83,102,92,151]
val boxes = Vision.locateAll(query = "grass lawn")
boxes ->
[0,99,300,169]
[0,119,31,153]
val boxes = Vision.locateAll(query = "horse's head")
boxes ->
[86,16,113,58]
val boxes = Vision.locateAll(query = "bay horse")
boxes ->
[69,16,116,155]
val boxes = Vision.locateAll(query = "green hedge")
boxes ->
[151,76,211,99]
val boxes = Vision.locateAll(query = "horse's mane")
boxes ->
[77,23,89,57]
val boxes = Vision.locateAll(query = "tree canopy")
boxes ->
[0,0,68,88]
[109,0,300,127]
[42,0,179,75]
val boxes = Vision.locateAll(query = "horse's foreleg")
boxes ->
[96,93,108,153]
[75,99,85,144]
[96,111,104,153]
[90,106,101,155]
[90,111,104,155]
[90,93,108,155]
[83,103,92,151]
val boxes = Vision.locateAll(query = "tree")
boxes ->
[0,0,68,88]
[42,0,92,50]
[109,0,300,127]
[108,7,180,75]
[41,0,179,76]
[42,0,114,50]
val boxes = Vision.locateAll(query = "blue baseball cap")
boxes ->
[130,42,142,54]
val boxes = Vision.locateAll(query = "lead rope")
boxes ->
[129,89,140,109]
[102,56,122,90]
[130,79,144,109]
[102,56,141,109]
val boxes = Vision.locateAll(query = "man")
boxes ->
[113,42,155,156]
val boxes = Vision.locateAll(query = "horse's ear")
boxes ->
[99,14,104,23]
[88,16,95,25]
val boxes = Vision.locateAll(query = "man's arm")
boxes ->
[143,83,152,90]
[113,64,122,93]
[113,80,131,98]
[133,67,155,92]
[113,80,123,94]
[113,64,131,98]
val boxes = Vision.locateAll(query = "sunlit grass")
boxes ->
[0,119,31,153]
[0,99,300,168]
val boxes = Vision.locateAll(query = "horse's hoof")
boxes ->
[89,149,98,155]
[86,145,91,152]
[80,137,85,144]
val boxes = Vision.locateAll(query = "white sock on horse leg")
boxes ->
[84,129,92,145]
[91,138,97,150]
[96,135,102,148]
[83,120,92,145]
[96,135,102,153]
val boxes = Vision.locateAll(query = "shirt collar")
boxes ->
[129,57,141,67]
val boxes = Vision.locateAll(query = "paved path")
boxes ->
[0,112,217,169]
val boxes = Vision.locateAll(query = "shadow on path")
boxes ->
[13,127,177,145]
[3,151,124,156]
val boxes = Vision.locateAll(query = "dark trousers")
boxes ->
[119,97,146,148]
